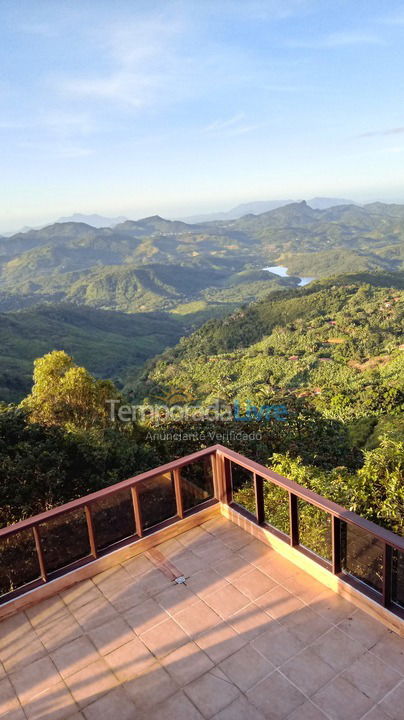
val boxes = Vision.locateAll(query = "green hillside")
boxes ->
[137,272,404,448]
[0,304,185,402]
[1,202,404,316]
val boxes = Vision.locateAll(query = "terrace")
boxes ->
[0,445,403,720]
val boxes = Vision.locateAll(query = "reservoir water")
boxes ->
[263,265,314,287]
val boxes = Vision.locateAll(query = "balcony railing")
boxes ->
[0,444,403,618]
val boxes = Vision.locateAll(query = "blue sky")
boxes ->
[1,0,404,230]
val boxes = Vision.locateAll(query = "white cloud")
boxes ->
[357,126,404,139]
[288,30,384,49]
[203,113,264,137]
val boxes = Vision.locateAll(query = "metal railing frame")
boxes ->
[0,444,403,615]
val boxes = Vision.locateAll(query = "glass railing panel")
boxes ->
[39,509,90,574]
[181,458,214,512]
[231,462,255,515]
[0,529,41,597]
[298,500,332,562]
[138,472,176,530]
[91,490,136,551]
[341,522,383,593]
[263,481,290,535]
[392,549,404,609]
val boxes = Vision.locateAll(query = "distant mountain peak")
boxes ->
[57,213,127,228]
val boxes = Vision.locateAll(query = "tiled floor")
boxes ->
[0,516,403,720]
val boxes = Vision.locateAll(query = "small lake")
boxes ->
[263,265,314,287]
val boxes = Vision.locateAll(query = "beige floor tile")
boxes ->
[0,613,46,672]
[246,670,306,719]
[286,699,328,719]
[2,635,46,674]
[104,637,155,682]
[33,610,83,652]
[160,641,213,685]
[0,677,23,718]
[175,598,221,638]
[219,644,273,691]
[310,627,366,672]
[185,569,228,598]
[139,690,205,720]
[342,651,401,702]
[238,539,273,564]
[281,571,325,603]
[378,678,404,720]
[361,707,392,720]
[204,584,249,619]
[124,597,169,635]
[251,622,304,666]
[105,582,149,614]
[155,583,198,615]
[61,580,103,610]
[88,617,135,656]
[255,585,305,621]
[219,526,257,551]
[26,596,67,627]
[82,686,136,720]
[135,568,172,597]
[64,658,118,707]
[192,538,234,562]
[312,675,373,720]
[231,567,277,600]
[169,549,206,575]
[124,661,178,709]
[0,707,25,720]
[122,553,154,578]
[195,622,247,664]
[213,554,252,582]
[11,656,61,705]
[199,517,231,536]
[92,566,131,595]
[337,610,388,649]
[155,537,184,559]
[309,588,357,624]
[371,631,404,675]
[212,695,266,720]
[256,555,299,583]
[23,681,78,720]
[178,526,215,550]
[140,617,189,657]
[184,668,240,717]
[51,636,99,679]
[281,647,336,696]
[280,605,330,644]
[227,602,273,642]
[70,597,119,632]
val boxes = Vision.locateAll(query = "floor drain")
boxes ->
[173,575,188,585]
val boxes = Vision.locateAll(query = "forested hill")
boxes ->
[138,272,404,447]
[0,304,185,402]
[0,201,403,314]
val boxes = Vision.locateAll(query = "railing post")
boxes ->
[131,485,143,538]
[332,516,341,574]
[32,526,47,582]
[289,492,299,547]
[173,468,184,519]
[85,505,98,559]
[253,473,265,525]
[223,456,233,505]
[383,543,392,608]
[211,452,221,500]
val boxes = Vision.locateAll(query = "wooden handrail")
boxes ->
[0,444,402,615]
